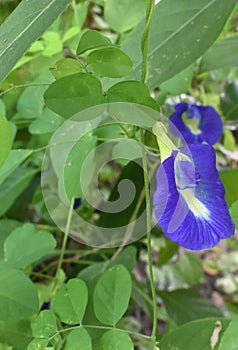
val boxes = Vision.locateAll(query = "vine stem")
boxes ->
[140,130,157,350]
[141,0,155,83]
[53,198,74,291]
[140,1,157,348]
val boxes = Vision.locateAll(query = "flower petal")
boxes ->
[153,144,234,250]
[169,103,223,145]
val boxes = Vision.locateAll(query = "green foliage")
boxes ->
[0,319,32,350]
[104,0,146,33]
[0,262,39,321]
[0,111,12,168]
[0,167,37,216]
[4,223,56,268]
[220,169,238,206]
[88,48,133,78]
[0,150,33,184]
[64,328,92,350]
[50,58,82,79]
[64,133,97,199]
[52,278,88,324]
[0,0,71,82]
[159,289,222,325]
[99,329,134,350]
[44,73,106,118]
[230,201,238,229]
[119,0,238,88]
[93,265,132,326]
[77,29,113,55]
[107,81,159,109]
[31,310,57,338]
[218,316,238,350]
[221,81,238,120]
[177,253,203,285]
[200,36,238,72]
[160,318,230,350]
[0,0,237,349]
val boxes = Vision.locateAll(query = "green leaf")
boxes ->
[77,29,112,55]
[160,318,230,350]
[27,338,49,350]
[31,310,57,339]
[0,149,33,185]
[218,316,238,350]
[88,48,132,78]
[104,0,146,33]
[44,73,106,118]
[41,31,62,57]
[0,319,32,350]
[230,201,238,229]
[0,167,37,216]
[0,0,71,83]
[0,262,39,321]
[116,0,238,88]
[64,133,97,199]
[29,108,63,135]
[159,289,222,326]
[223,129,236,152]
[220,82,238,120]
[0,219,21,259]
[0,113,12,168]
[220,169,238,206]
[17,72,53,120]
[107,81,159,110]
[200,36,238,72]
[93,265,131,326]
[52,278,88,324]
[99,330,133,350]
[78,246,137,285]
[50,58,82,79]
[157,237,178,267]
[4,223,56,269]
[158,64,194,95]
[64,328,92,350]
[177,253,203,285]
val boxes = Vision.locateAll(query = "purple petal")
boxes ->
[169,103,223,145]
[153,144,235,250]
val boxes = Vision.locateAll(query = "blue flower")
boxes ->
[153,143,234,250]
[73,197,82,210]
[169,102,223,145]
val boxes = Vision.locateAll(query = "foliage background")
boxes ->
[0,0,238,349]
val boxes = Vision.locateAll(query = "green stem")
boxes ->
[140,0,157,348]
[49,323,151,342]
[140,130,157,350]
[141,0,155,83]
[53,198,74,290]
[0,82,50,97]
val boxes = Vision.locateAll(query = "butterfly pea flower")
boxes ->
[169,102,223,145]
[153,141,234,250]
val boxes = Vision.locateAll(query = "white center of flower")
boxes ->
[179,187,210,219]
[174,154,210,219]
[182,109,202,135]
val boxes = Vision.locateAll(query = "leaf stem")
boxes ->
[49,323,152,342]
[0,82,50,97]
